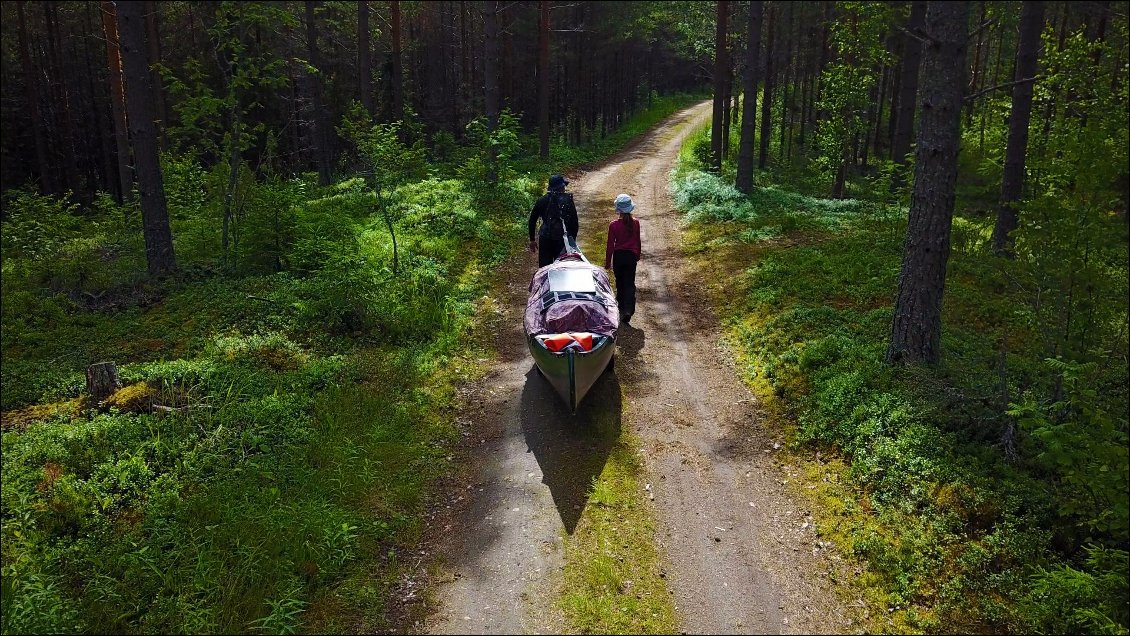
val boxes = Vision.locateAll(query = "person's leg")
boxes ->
[624,257,637,318]
[539,238,564,267]
[612,252,631,321]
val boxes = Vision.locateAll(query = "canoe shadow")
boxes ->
[520,366,622,535]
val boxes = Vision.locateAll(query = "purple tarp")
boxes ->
[524,257,619,338]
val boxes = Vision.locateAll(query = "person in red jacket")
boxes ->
[604,193,642,324]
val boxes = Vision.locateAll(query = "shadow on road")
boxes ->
[616,323,646,360]
[520,365,622,535]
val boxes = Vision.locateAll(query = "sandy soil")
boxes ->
[418,102,852,635]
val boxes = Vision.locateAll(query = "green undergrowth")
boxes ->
[559,432,678,635]
[0,96,699,634]
[671,124,1128,634]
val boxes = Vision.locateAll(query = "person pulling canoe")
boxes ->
[527,174,580,267]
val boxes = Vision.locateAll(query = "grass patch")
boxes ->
[559,432,678,635]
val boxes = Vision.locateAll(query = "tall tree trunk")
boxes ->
[17,2,53,194]
[722,65,733,158]
[390,0,404,121]
[991,1,1045,256]
[305,1,332,185]
[444,2,459,134]
[736,1,763,193]
[117,0,176,275]
[502,25,514,110]
[570,3,583,144]
[886,33,902,158]
[966,0,987,127]
[481,0,500,182]
[84,1,115,195]
[359,1,374,113]
[980,15,1006,152]
[144,0,168,149]
[101,0,132,202]
[538,0,550,158]
[711,1,729,172]
[758,4,775,168]
[778,1,795,162]
[460,0,470,130]
[872,59,889,159]
[799,48,813,147]
[44,2,81,195]
[891,0,927,168]
[886,0,970,366]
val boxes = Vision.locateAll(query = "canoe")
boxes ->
[524,242,619,412]
[527,332,615,412]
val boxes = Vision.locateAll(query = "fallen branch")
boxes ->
[153,404,213,413]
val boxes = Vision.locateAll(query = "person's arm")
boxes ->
[635,219,642,260]
[604,221,616,269]
[528,198,544,252]
[528,198,541,241]
[565,195,579,238]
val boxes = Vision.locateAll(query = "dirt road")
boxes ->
[422,102,848,634]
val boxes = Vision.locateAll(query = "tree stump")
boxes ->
[86,362,122,400]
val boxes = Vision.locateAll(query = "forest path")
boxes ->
[421,102,848,634]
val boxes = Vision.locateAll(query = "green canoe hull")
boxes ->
[527,335,616,412]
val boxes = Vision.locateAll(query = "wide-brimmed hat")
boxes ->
[614,193,635,214]
[548,174,569,190]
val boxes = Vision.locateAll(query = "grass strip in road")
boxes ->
[559,431,678,635]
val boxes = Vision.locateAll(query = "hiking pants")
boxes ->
[538,237,565,268]
[611,250,638,318]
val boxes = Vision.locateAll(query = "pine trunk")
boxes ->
[17,2,53,194]
[83,2,116,195]
[758,5,775,169]
[144,0,168,148]
[305,1,332,185]
[736,1,763,193]
[779,2,795,162]
[118,0,177,275]
[101,0,132,201]
[991,1,1045,256]
[391,0,404,121]
[359,1,374,113]
[966,0,987,127]
[711,1,729,173]
[538,0,550,158]
[45,2,81,195]
[892,0,927,167]
[886,0,969,366]
[481,0,500,182]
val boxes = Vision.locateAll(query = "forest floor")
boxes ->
[413,102,855,634]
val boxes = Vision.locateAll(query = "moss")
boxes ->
[102,381,158,413]
[0,398,81,431]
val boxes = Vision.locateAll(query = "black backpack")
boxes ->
[540,192,572,241]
